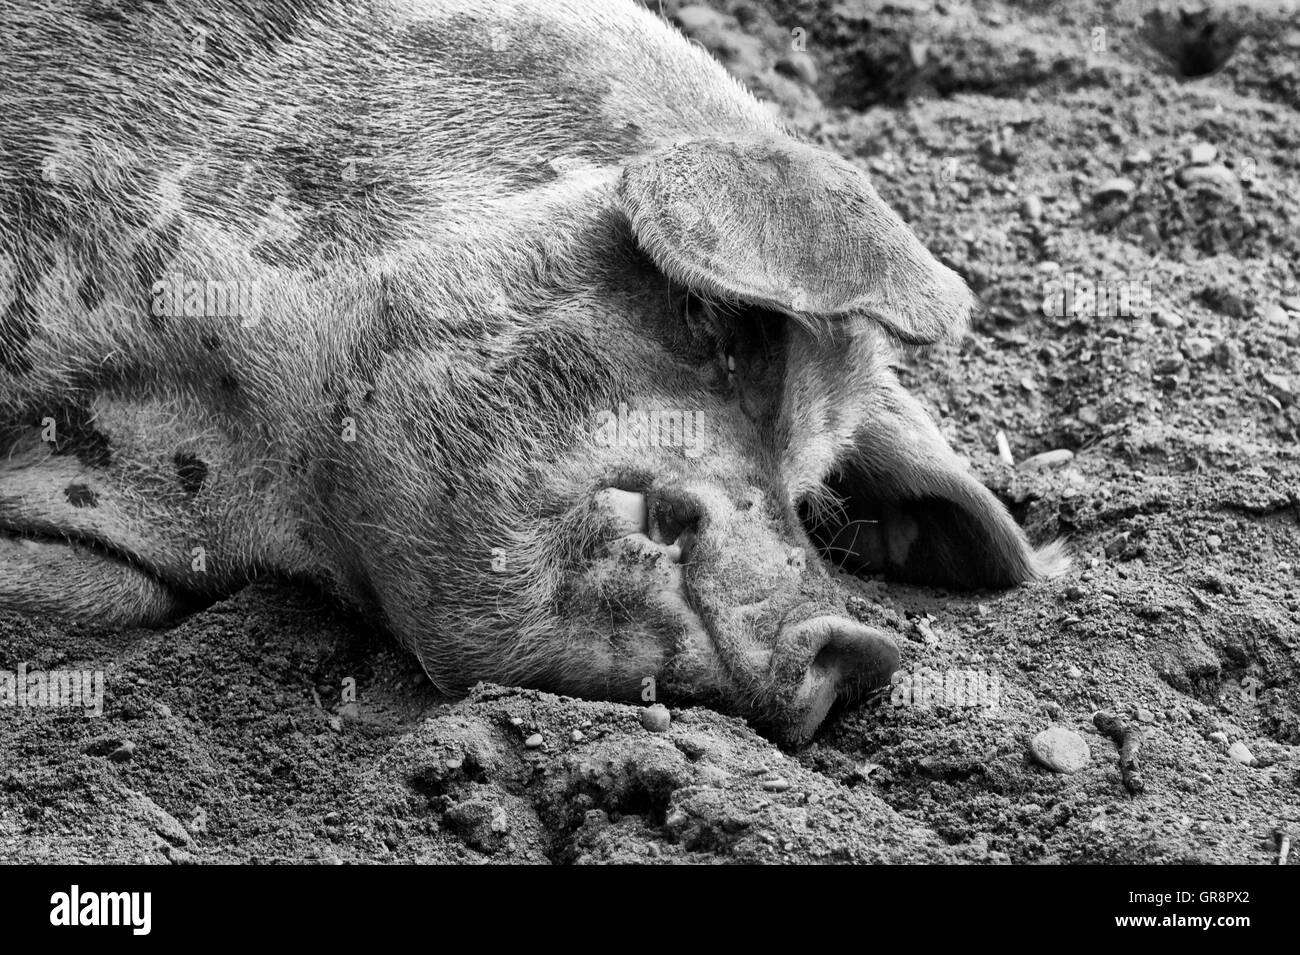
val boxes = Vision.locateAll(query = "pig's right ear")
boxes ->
[617,136,975,344]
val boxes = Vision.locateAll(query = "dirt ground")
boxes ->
[1,0,1297,864]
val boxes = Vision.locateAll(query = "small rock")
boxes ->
[1182,336,1216,361]
[327,716,343,733]
[1104,533,1130,558]
[774,51,818,85]
[154,703,172,718]
[1137,708,1155,724]
[1020,194,1043,221]
[108,741,136,763]
[761,776,791,792]
[570,729,585,743]
[324,811,341,826]
[1122,148,1153,170]
[1208,730,1229,746]
[640,703,671,733]
[163,845,194,865]
[1152,309,1184,329]
[1280,295,1300,313]
[1263,372,1293,397]
[1175,164,1239,193]
[524,733,543,748]
[1092,177,1136,203]
[1227,741,1254,765]
[1064,584,1087,601]
[1019,448,1074,471]
[672,4,724,35]
[1188,141,1217,165]
[1030,727,1090,774]
[508,716,523,727]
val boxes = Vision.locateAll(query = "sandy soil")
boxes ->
[1,0,1297,863]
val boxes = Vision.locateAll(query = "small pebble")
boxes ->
[1122,149,1153,169]
[1064,584,1087,601]
[1029,727,1090,774]
[639,704,671,733]
[1188,141,1217,165]
[672,4,724,35]
[1263,372,1293,397]
[1137,708,1155,724]
[570,729,585,743]
[509,716,523,727]
[524,733,543,748]
[108,741,136,763]
[1093,177,1136,203]
[762,776,791,792]
[1227,741,1254,765]
[775,51,818,85]
[1019,448,1074,471]
[327,716,343,733]
[1020,194,1043,221]
[1182,337,1216,361]
[1175,163,1238,192]
[1208,730,1229,746]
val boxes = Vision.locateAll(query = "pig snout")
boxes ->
[592,486,899,744]
[772,616,900,745]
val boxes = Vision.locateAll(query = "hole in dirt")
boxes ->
[1140,9,1242,79]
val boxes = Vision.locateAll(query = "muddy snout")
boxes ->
[768,616,900,745]
[590,486,899,744]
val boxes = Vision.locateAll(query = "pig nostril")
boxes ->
[595,488,649,536]
[815,624,900,699]
[648,493,703,547]
[783,617,900,744]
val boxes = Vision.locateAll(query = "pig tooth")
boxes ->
[593,488,648,535]
[726,353,736,371]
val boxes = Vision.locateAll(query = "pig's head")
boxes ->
[318,134,1066,744]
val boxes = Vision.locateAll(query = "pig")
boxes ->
[0,0,1066,743]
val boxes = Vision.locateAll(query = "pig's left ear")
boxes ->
[806,374,1069,589]
[617,135,975,344]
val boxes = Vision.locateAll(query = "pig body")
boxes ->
[0,0,1065,742]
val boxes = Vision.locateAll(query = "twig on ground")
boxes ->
[1094,711,1145,795]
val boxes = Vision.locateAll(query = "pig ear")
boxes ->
[617,136,975,344]
[806,374,1069,589]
